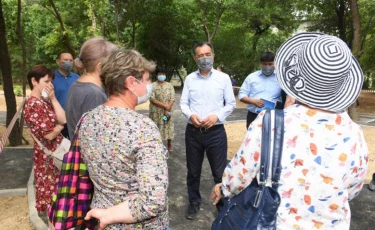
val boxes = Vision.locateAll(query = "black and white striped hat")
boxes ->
[275,32,363,112]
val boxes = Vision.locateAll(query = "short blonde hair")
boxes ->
[73,37,118,73]
[100,48,156,96]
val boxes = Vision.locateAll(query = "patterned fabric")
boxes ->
[149,82,175,140]
[48,114,94,230]
[222,104,369,230]
[24,96,61,213]
[79,105,169,230]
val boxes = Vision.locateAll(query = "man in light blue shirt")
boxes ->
[180,42,236,220]
[238,52,282,129]
[53,52,79,137]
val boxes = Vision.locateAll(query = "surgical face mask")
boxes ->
[261,65,275,76]
[60,61,73,72]
[197,57,213,70]
[133,79,152,105]
[157,75,166,82]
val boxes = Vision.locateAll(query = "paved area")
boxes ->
[0,88,374,229]
[0,148,33,190]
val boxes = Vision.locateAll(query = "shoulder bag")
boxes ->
[212,109,284,230]
[30,132,70,170]
[48,114,96,230]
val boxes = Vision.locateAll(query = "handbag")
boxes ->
[31,132,71,170]
[212,109,284,230]
[48,114,96,230]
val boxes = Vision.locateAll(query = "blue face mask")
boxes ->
[158,75,166,82]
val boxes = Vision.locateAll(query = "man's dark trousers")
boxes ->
[185,123,227,206]
[246,111,258,129]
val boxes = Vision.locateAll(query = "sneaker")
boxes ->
[185,204,200,220]
[369,173,375,191]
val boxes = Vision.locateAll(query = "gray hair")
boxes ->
[100,48,156,96]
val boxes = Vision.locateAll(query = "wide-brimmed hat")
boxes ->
[275,32,363,112]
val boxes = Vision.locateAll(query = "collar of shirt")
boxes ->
[55,69,74,78]
[195,68,214,79]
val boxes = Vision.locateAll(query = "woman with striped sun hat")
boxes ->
[211,32,369,229]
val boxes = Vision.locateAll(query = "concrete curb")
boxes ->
[0,188,26,196]
[27,168,48,230]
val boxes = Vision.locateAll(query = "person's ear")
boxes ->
[56,59,60,66]
[31,77,38,87]
[125,76,136,91]
[95,62,102,73]
[193,55,198,63]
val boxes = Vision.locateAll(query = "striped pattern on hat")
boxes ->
[275,32,363,112]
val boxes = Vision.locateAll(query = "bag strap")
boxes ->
[271,109,284,190]
[258,109,284,188]
[30,132,53,156]
[259,110,272,185]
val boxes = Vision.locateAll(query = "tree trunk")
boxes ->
[48,0,75,56]
[336,0,347,42]
[115,0,120,42]
[16,0,27,143]
[347,0,362,121]
[197,0,225,43]
[0,0,22,146]
[16,0,27,97]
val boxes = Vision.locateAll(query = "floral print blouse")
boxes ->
[222,104,368,230]
[79,105,169,230]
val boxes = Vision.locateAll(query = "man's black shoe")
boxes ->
[185,204,200,220]
[369,173,375,191]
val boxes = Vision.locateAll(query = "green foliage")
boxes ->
[1,0,374,88]
[13,85,22,96]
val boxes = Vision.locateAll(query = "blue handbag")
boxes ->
[212,109,284,230]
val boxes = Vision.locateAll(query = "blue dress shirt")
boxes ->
[53,70,79,110]
[180,69,236,124]
[238,70,281,114]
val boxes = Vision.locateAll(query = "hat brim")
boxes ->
[275,32,363,112]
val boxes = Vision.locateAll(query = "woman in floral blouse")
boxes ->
[24,65,66,213]
[81,49,169,230]
[211,33,368,229]
[149,66,175,152]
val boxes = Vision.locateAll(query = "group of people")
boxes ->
[23,32,368,230]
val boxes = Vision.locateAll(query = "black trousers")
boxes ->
[61,124,69,139]
[246,111,259,129]
[185,124,227,205]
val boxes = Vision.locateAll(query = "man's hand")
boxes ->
[201,115,218,128]
[253,98,265,108]
[190,114,201,128]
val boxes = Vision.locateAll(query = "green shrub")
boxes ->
[13,86,22,97]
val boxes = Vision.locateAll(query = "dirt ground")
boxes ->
[0,196,34,230]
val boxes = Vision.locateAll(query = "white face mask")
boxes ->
[132,79,152,105]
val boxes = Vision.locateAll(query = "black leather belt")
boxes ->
[188,123,223,133]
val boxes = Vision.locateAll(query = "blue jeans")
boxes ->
[185,124,227,205]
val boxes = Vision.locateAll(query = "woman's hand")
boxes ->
[85,208,110,230]
[44,83,56,100]
[210,183,223,205]
[284,96,296,108]
[163,103,171,111]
